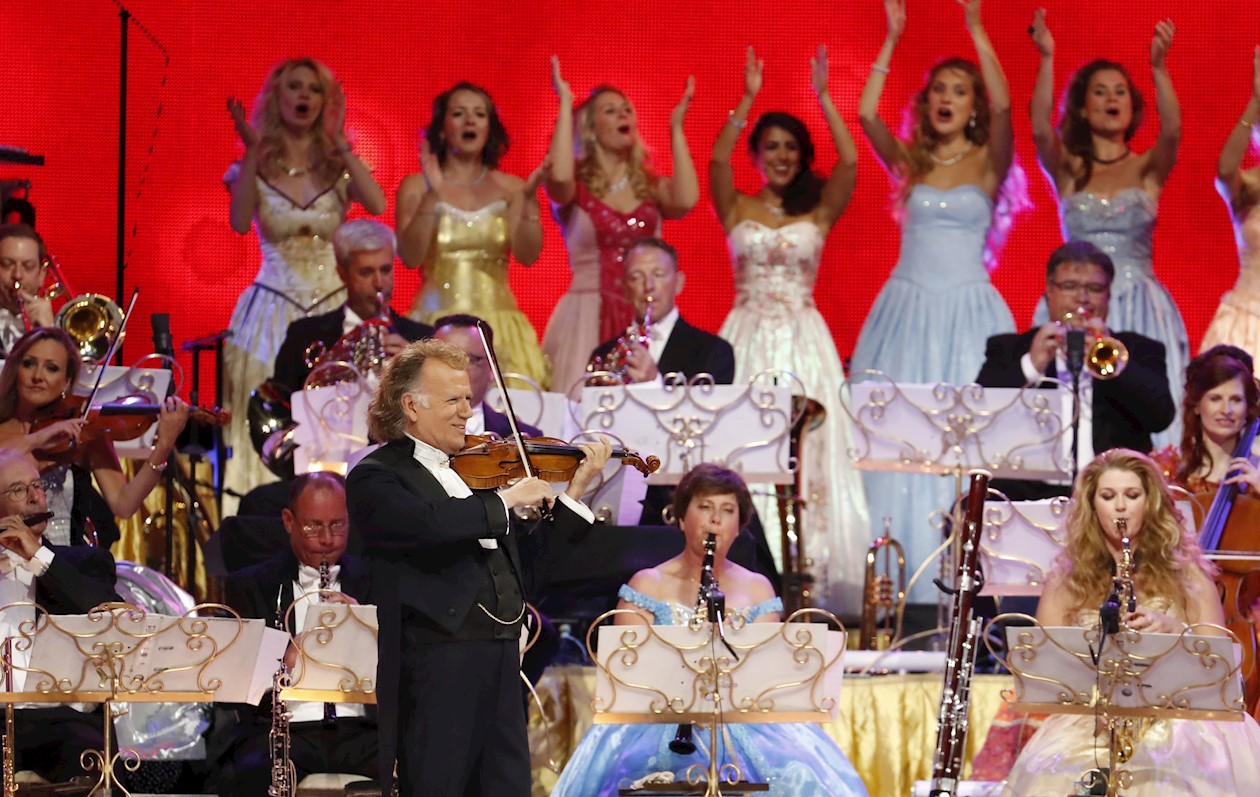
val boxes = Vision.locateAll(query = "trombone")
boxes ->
[16,254,124,363]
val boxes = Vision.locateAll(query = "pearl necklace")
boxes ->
[930,140,973,167]
[447,165,488,187]
[276,158,312,178]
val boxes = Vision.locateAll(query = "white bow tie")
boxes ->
[1,551,34,585]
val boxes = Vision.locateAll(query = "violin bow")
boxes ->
[475,319,536,478]
[79,288,141,421]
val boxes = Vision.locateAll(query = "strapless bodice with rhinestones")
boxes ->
[892,184,994,290]
[1061,188,1157,291]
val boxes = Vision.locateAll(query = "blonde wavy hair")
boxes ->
[367,340,468,443]
[574,87,658,201]
[1054,449,1215,619]
[898,58,992,196]
[250,58,346,184]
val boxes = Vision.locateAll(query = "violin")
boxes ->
[1191,417,1260,720]
[30,394,231,459]
[451,434,661,489]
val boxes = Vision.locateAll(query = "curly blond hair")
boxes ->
[1054,449,1215,619]
[574,87,658,201]
[367,340,468,442]
[898,58,992,195]
[251,58,346,184]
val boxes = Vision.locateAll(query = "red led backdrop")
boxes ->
[3,0,1259,401]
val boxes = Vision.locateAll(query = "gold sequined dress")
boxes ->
[408,200,549,388]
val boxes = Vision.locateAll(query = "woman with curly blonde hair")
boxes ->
[222,57,385,507]
[1002,448,1260,795]
[541,58,698,394]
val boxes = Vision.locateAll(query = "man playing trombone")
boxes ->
[976,241,1174,499]
[0,223,54,357]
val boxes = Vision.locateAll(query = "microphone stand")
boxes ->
[1065,329,1086,485]
[182,330,232,505]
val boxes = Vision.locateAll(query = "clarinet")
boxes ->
[929,471,990,797]
[669,532,719,756]
[319,558,337,729]
[270,588,294,796]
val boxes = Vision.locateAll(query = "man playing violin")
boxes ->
[0,223,54,358]
[434,314,542,438]
[346,338,611,797]
[0,447,121,782]
[272,219,433,393]
[976,241,1174,498]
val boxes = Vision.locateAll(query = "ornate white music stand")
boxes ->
[588,609,844,795]
[977,497,1070,597]
[1,602,287,796]
[575,373,797,487]
[279,595,377,703]
[987,617,1245,796]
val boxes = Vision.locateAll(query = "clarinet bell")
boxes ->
[668,723,696,755]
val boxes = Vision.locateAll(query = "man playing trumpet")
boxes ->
[976,241,1174,498]
[0,223,54,357]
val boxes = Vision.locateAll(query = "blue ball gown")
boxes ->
[849,184,1016,602]
[548,586,870,797]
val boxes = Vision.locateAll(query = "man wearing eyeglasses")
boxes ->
[216,471,376,797]
[976,241,1174,498]
[0,448,120,782]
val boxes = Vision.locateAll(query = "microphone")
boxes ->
[1065,328,1086,379]
[151,313,174,358]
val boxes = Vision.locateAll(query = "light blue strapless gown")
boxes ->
[849,184,1015,603]
[1032,188,1188,448]
[548,586,870,797]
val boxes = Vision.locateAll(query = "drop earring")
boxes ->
[969,112,977,129]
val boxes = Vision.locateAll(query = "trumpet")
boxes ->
[858,517,906,651]
[585,296,652,386]
[1056,306,1129,380]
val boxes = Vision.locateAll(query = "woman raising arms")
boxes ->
[542,58,698,394]
[395,82,551,387]
[1201,47,1260,354]
[709,44,870,609]
[1028,11,1187,446]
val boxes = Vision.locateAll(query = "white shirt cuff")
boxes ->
[556,491,595,524]
[27,545,53,576]
[1020,352,1044,386]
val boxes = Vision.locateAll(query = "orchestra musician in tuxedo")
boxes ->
[588,237,736,386]
[215,471,375,796]
[433,314,542,438]
[272,219,433,393]
[0,448,120,782]
[346,338,611,796]
[976,241,1175,499]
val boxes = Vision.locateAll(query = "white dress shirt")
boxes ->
[1021,350,1095,473]
[286,562,365,721]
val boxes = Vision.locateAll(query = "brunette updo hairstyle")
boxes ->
[1177,345,1260,487]
[424,81,510,169]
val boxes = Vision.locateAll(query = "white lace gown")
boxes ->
[718,219,871,611]
[221,167,351,508]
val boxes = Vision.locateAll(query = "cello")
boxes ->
[1194,417,1260,719]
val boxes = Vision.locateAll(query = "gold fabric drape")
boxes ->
[110,455,220,601]
[527,667,1010,797]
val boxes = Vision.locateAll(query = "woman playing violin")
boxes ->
[0,328,190,549]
